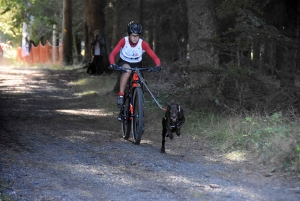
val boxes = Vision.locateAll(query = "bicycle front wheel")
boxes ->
[131,87,144,145]
[121,95,131,140]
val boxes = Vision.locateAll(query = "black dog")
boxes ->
[86,62,96,74]
[161,102,185,153]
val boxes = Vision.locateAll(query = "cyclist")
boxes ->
[109,21,162,108]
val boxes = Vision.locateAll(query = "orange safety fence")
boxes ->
[17,41,63,65]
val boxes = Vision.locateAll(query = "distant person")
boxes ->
[89,30,105,75]
[25,36,36,53]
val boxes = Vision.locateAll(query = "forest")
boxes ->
[1,0,300,170]
[0,0,299,113]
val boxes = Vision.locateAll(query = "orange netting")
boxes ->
[17,41,63,65]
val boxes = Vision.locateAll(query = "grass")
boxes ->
[70,71,118,113]
[182,110,300,171]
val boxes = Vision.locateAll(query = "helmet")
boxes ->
[127,21,142,35]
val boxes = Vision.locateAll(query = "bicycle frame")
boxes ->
[118,67,151,145]
[126,72,142,120]
[129,71,143,112]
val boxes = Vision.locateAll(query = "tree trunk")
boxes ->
[186,0,219,109]
[263,39,275,75]
[83,0,105,62]
[113,0,140,93]
[279,0,298,91]
[252,39,260,69]
[63,0,73,65]
[280,45,296,90]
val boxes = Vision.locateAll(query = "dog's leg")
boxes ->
[175,108,185,136]
[161,118,166,153]
[167,125,174,140]
[176,128,181,136]
[166,111,174,140]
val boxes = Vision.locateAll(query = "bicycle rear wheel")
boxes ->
[121,95,131,139]
[131,87,144,145]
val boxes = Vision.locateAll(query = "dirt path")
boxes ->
[0,66,299,201]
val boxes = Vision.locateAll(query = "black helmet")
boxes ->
[127,21,142,35]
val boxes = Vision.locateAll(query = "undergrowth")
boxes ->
[185,111,299,170]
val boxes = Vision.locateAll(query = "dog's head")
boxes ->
[166,102,181,123]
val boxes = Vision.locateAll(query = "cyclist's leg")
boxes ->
[115,60,131,108]
[119,63,131,93]
[118,60,142,92]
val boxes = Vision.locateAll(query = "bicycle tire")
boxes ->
[131,87,144,145]
[121,94,131,140]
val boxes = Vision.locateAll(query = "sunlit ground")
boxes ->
[0,67,43,93]
[225,150,246,162]
[56,109,114,117]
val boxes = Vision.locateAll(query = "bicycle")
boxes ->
[115,66,157,145]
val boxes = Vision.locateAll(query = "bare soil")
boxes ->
[0,66,300,201]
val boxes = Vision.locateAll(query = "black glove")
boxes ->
[153,65,162,72]
[109,64,118,70]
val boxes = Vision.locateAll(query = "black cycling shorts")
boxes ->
[118,58,142,68]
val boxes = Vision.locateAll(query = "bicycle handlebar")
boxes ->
[115,66,158,73]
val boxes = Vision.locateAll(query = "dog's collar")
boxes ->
[168,125,176,130]
[164,116,176,129]
[168,120,179,129]
[169,124,176,129]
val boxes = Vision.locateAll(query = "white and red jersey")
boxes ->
[120,36,144,63]
[109,37,160,65]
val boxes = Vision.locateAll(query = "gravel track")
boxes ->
[0,67,299,201]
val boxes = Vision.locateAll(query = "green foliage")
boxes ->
[0,0,25,37]
[183,109,300,171]
[0,0,63,44]
[29,0,63,41]
[270,112,282,124]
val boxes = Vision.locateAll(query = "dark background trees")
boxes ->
[63,0,73,65]
[83,0,106,63]
[0,0,299,113]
